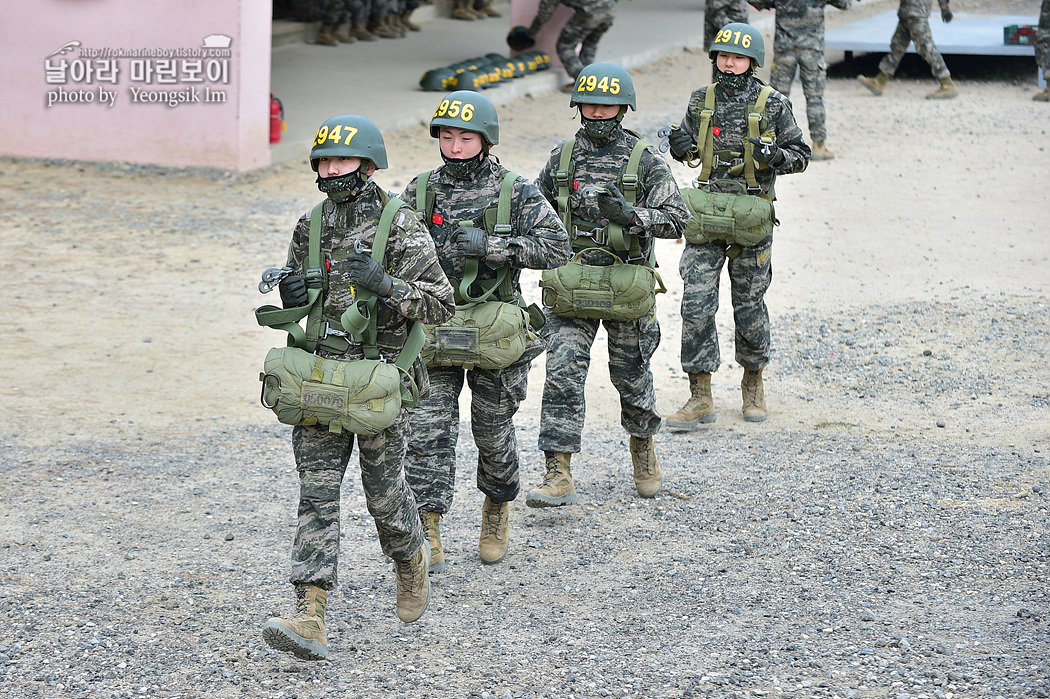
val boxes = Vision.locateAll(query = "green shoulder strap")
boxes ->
[696,85,717,182]
[254,200,327,351]
[743,85,774,191]
[554,138,576,235]
[607,137,651,261]
[458,170,518,304]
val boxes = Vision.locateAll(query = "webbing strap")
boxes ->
[696,84,773,192]
[743,86,774,190]
[414,170,431,218]
[455,171,518,304]
[606,138,650,259]
[554,138,575,235]
[696,86,717,183]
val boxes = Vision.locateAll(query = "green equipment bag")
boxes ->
[256,193,425,435]
[681,180,775,247]
[416,170,536,370]
[539,247,666,321]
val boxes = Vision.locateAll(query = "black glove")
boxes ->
[596,183,636,226]
[748,137,786,166]
[941,7,953,23]
[278,273,309,309]
[345,253,394,297]
[668,127,695,160]
[452,226,489,258]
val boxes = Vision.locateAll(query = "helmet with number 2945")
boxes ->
[569,62,636,111]
[429,90,500,146]
[710,23,765,68]
[309,114,388,171]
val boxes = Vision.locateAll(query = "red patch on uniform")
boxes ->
[432,213,443,225]
[572,181,578,190]
[712,126,721,136]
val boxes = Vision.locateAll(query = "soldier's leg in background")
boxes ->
[289,425,355,589]
[606,311,662,439]
[727,236,772,372]
[403,366,465,514]
[578,13,614,69]
[557,20,587,79]
[798,49,827,143]
[906,15,950,79]
[356,415,424,561]
[538,313,600,454]
[878,19,912,77]
[679,241,727,376]
[769,50,799,97]
[468,361,529,503]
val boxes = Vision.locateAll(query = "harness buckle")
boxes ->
[574,225,607,245]
[746,186,764,196]
[322,322,349,339]
[493,224,512,235]
[620,173,639,194]
[305,267,324,287]
[554,169,570,186]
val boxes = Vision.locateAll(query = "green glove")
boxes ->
[452,226,488,258]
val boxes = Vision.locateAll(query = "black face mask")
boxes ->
[714,65,753,93]
[441,150,487,180]
[580,115,620,140]
[316,169,369,202]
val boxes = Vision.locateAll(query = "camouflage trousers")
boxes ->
[679,237,772,375]
[538,309,662,454]
[296,0,349,24]
[878,15,950,79]
[1037,1,1050,75]
[404,360,530,513]
[770,49,829,143]
[558,8,615,79]
[703,0,749,52]
[288,418,423,591]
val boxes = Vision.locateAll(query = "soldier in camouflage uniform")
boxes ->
[528,63,687,508]
[750,0,851,161]
[294,0,352,45]
[525,0,617,83]
[857,0,958,99]
[1035,0,1050,101]
[704,1,749,54]
[346,0,379,40]
[401,92,569,572]
[261,115,455,661]
[666,23,809,427]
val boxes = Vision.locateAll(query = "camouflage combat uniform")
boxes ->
[752,0,851,144]
[704,0,750,52]
[400,160,569,513]
[536,126,686,454]
[295,0,350,24]
[1036,0,1050,77]
[528,0,617,80]
[674,79,809,374]
[880,0,953,80]
[283,180,455,590]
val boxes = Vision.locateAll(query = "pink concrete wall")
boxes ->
[0,0,272,171]
[510,0,574,69]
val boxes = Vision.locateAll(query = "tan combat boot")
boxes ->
[451,1,476,20]
[400,9,421,31]
[857,71,889,96]
[393,542,431,623]
[629,435,662,498]
[1034,87,1050,102]
[741,369,768,422]
[926,76,958,99]
[477,0,502,17]
[314,25,339,46]
[350,18,377,41]
[811,141,835,161]
[525,452,578,508]
[665,373,716,431]
[478,496,509,564]
[383,14,406,37]
[368,16,398,38]
[331,23,354,42]
[419,509,445,574]
[261,584,328,660]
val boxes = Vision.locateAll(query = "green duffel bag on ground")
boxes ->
[681,181,775,248]
[539,247,665,322]
[422,300,533,370]
[260,346,418,436]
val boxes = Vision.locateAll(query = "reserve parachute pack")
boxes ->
[415,170,536,371]
[255,193,425,435]
[681,84,777,258]
[539,135,665,321]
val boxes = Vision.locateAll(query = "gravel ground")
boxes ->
[2,1,1048,697]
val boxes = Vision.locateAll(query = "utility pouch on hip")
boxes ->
[539,247,665,322]
[682,180,775,250]
[421,300,533,370]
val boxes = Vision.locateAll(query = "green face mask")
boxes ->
[316,169,369,202]
[441,151,486,180]
[714,66,752,93]
[580,116,620,140]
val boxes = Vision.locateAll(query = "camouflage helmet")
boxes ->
[709,22,765,68]
[309,114,387,172]
[569,62,636,111]
[419,67,457,92]
[429,90,500,145]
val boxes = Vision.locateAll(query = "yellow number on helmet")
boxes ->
[597,76,609,92]
[733,31,741,45]
[328,124,342,143]
[742,34,751,48]
[314,125,329,146]
[462,103,474,121]
[342,126,358,145]
[610,77,620,94]
[586,74,598,91]
[448,99,462,118]
[435,99,449,117]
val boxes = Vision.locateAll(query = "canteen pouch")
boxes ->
[681,181,775,247]
[259,346,419,435]
[422,301,533,370]
[539,247,665,321]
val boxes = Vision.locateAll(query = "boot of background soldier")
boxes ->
[384,14,407,37]
[741,369,768,422]
[368,15,398,38]
[857,70,889,96]
[1035,87,1050,102]
[400,9,421,31]
[811,141,835,161]
[478,496,509,564]
[476,0,502,17]
[350,18,378,41]
[331,23,354,43]
[665,372,716,431]
[926,76,958,99]
[419,509,446,574]
[314,25,339,46]
[465,0,488,18]
[525,452,577,508]
[629,435,662,498]
[451,0,476,20]
[393,542,431,623]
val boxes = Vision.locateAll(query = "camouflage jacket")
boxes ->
[676,78,810,195]
[401,158,570,299]
[285,181,456,388]
[537,125,687,259]
[530,0,616,34]
[750,0,851,52]
[897,0,950,18]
